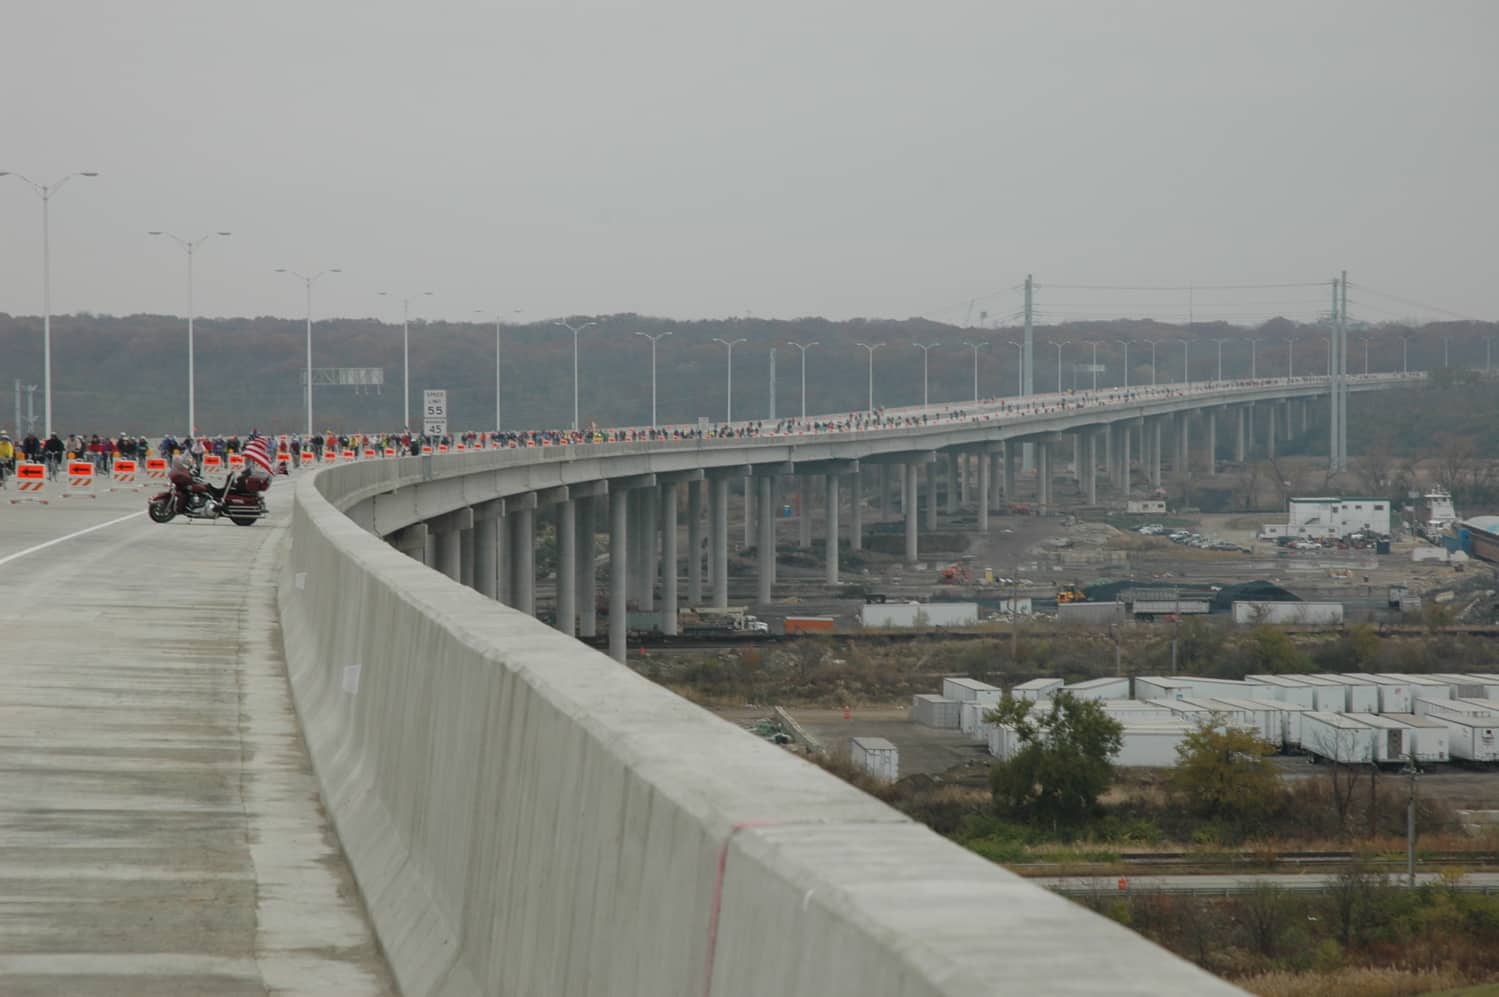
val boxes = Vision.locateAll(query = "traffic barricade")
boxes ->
[111,459,139,490]
[228,454,246,472]
[383,446,396,458]
[8,462,49,504]
[455,443,466,452]
[144,457,170,483]
[421,445,433,455]
[203,454,224,474]
[300,450,315,466]
[323,449,338,464]
[437,444,449,453]
[276,449,292,466]
[63,461,97,499]
[363,447,377,459]
[341,449,356,461]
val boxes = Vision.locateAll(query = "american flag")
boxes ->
[243,437,273,474]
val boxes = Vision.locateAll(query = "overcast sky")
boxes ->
[0,1,1492,327]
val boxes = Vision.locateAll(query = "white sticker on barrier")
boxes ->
[342,664,362,696]
[294,572,307,590]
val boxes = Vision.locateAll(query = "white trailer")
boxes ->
[1293,674,1353,712]
[988,723,1021,761]
[1114,723,1195,767]
[1135,676,1194,701]
[862,602,978,628]
[1101,700,1179,724]
[1312,674,1380,713]
[1160,699,1223,725]
[1263,700,1312,749]
[1012,677,1063,701]
[850,737,899,783]
[1463,674,1499,700]
[1056,601,1128,625]
[1414,698,1499,721]
[1063,677,1131,701]
[1390,674,1454,702]
[1246,674,1319,710]
[1205,697,1284,747]
[1232,601,1345,625]
[910,694,961,728]
[1383,714,1452,764]
[1189,678,1268,700]
[1427,714,1499,763]
[1346,713,1412,764]
[942,677,1004,706]
[1301,713,1377,764]
[1345,673,1412,714]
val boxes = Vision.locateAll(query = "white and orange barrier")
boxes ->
[384,446,397,457]
[301,450,315,465]
[421,445,433,455]
[144,457,170,483]
[62,461,97,499]
[203,454,224,474]
[111,459,139,490]
[362,447,377,459]
[341,449,356,462]
[228,454,246,472]
[8,462,48,504]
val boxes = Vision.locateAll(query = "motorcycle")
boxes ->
[148,459,270,526]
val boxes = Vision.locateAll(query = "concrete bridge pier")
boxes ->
[712,473,732,607]
[904,462,920,563]
[432,508,472,583]
[508,495,537,615]
[879,464,889,519]
[1150,419,1163,487]
[687,480,703,606]
[1121,421,1133,493]
[1268,405,1278,459]
[1235,406,1247,462]
[1206,410,1217,475]
[1036,439,1052,510]
[946,454,959,515]
[1178,413,1192,478]
[798,475,814,549]
[609,488,629,660]
[1085,431,1098,505]
[659,482,678,635]
[743,476,754,550]
[1246,402,1257,453]
[556,498,576,636]
[989,452,1004,511]
[757,474,775,604]
[924,462,938,531]
[825,472,841,585]
[977,450,990,532]
[1003,443,1017,502]
[470,498,504,599]
[849,469,863,551]
[575,497,597,637]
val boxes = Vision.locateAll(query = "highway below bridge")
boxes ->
[0,373,1417,995]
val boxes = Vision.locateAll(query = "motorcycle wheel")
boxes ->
[148,498,177,523]
[228,512,258,527]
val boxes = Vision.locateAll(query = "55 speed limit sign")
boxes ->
[423,389,448,436]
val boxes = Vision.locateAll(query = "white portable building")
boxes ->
[1012,677,1063,702]
[1383,714,1452,764]
[1114,722,1195,767]
[1427,714,1499,763]
[1345,674,1412,714]
[1312,674,1380,713]
[1246,674,1319,710]
[910,694,961,728]
[850,737,899,783]
[1063,677,1131,701]
[1345,713,1411,764]
[1301,713,1377,764]
[943,677,1004,706]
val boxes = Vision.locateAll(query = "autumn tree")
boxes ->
[1170,718,1282,823]
[985,692,1123,827]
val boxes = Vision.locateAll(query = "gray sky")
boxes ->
[0,0,1492,327]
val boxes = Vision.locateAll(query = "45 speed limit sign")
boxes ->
[423,389,448,436]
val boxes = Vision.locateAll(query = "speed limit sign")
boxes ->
[423,389,448,436]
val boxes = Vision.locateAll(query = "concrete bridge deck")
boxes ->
[0,487,391,994]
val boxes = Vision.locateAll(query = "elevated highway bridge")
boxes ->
[0,372,1417,994]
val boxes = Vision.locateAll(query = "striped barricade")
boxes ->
[323,449,338,464]
[362,447,377,459]
[437,444,449,453]
[455,443,466,452]
[228,454,246,472]
[111,459,139,491]
[300,450,315,466]
[62,461,97,499]
[341,449,356,462]
[383,446,397,458]
[144,457,170,483]
[8,462,49,504]
[421,445,433,455]
[203,454,224,474]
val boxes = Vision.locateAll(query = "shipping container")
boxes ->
[1232,601,1345,625]
[1424,714,1499,763]
[942,677,1004,706]
[1301,713,1377,764]
[850,737,899,783]
[1188,678,1268,700]
[1114,723,1196,767]
[1246,674,1319,710]
[910,694,961,728]
[1344,673,1412,713]
[862,601,979,629]
[994,597,1034,615]
[1382,714,1452,763]
[1345,714,1411,763]
[1062,677,1131,701]
[1056,601,1128,625]
[1311,674,1380,713]
[1132,599,1212,617]
[1260,700,1312,749]
[783,615,836,635]
[1012,677,1064,702]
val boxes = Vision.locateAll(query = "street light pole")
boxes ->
[913,343,940,410]
[1,170,100,437]
[1402,336,1410,374]
[1084,340,1102,391]
[553,319,599,430]
[962,340,987,402]
[474,308,522,431]
[1213,338,1231,383]
[1115,339,1130,388]
[713,337,747,423]
[855,342,884,411]
[1248,338,1260,379]
[1146,340,1159,386]
[149,229,230,435]
[1176,339,1190,384]
[1052,341,1070,394]
[380,290,434,431]
[1289,338,1296,378]
[787,340,819,420]
[275,268,342,437]
[635,331,672,427]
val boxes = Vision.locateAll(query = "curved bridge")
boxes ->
[280,374,1413,995]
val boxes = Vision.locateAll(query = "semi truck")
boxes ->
[625,606,770,638]
[783,616,837,635]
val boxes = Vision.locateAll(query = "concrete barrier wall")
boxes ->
[279,464,1240,995]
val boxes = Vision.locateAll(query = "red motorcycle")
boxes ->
[147,459,270,527]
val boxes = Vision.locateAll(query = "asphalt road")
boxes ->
[1038,872,1499,895]
[0,475,393,994]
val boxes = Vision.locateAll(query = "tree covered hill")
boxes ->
[0,311,1492,438]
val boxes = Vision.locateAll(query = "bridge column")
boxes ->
[628,491,650,613]
[1085,432,1098,505]
[472,499,503,599]
[1268,405,1278,459]
[1120,422,1132,493]
[390,523,428,563]
[990,453,1003,509]
[576,497,597,637]
[1283,400,1293,440]
[1206,410,1217,475]
[1235,407,1247,462]
[849,470,863,551]
[1003,444,1017,503]
[904,463,919,563]
[977,453,990,533]
[825,473,841,585]
[712,474,730,608]
[509,500,536,615]
[645,486,660,612]
[757,475,774,604]
[1246,403,1256,453]
[431,508,471,583]
[924,463,938,531]
[879,464,889,520]
[660,483,678,636]
[1150,419,1163,487]
[743,476,753,550]
[1179,413,1192,478]
[1301,399,1309,434]
[798,476,814,549]
[946,454,959,515]
[458,526,474,587]
[687,480,702,606]
[608,489,629,661]
[496,510,512,605]
[556,499,576,636]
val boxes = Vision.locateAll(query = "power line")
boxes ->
[1040,280,1329,292]
[1347,282,1482,321]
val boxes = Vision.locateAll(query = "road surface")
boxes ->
[0,478,393,994]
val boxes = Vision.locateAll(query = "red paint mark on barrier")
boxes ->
[702,820,776,997]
